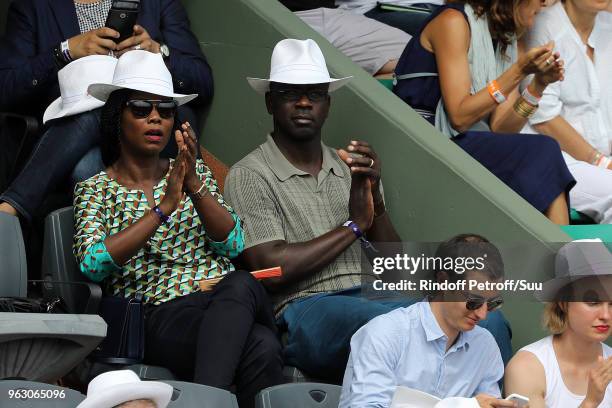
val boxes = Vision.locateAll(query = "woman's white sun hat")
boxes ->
[536,238,612,301]
[76,369,173,408]
[43,55,117,124]
[88,50,198,106]
[247,38,352,94]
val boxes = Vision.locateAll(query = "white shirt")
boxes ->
[525,2,612,156]
[336,0,444,15]
[520,336,612,408]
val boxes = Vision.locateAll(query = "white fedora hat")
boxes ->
[536,238,612,301]
[88,50,197,105]
[77,370,173,408]
[247,38,352,94]
[43,55,117,124]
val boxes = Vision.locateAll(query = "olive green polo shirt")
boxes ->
[225,135,366,314]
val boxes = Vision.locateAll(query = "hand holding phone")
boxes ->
[505,393,529,408]
[67,27,120,60]
[105,0,140,43]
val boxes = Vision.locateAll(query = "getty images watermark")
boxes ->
[370,253,543,292]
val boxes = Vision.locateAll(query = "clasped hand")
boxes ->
[337,140,382,233]
[159,122,200,215]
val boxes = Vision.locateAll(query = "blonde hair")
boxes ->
[542,302,568,334]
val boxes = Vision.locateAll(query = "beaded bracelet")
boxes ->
[152,206,170,224]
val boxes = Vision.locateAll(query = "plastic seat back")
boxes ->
[164,380,238,408]
[0,380,85,407]
[41,206,101,313]
[256,383,342,408]
[0,212,27,297]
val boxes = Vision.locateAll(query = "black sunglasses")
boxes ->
[464,293,504,312]
[271,89,329,102]
[126,99,177,119]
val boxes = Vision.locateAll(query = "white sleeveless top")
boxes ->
[520,336,612,408]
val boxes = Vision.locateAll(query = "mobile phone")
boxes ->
[505,393,529,407]
[105,0,140,43]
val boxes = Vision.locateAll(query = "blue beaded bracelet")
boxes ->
[152,206,170,224]
[342,220,363,238]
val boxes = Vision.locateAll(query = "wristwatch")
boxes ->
[159,43,170,59]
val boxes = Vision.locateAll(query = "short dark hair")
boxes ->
[100,89,132,166]
[433,233,504,282]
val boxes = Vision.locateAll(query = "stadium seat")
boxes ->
[0,210,106,383]
[569,208,595,225]
[0,312,106,382]
[561,225,612,243]
[164,380,239,408]
[378,78,394,91]
[41,206,102,314]
[0,212,27,297]
[41,206,175,380]
[255,383,342,408]
[0,380,85,408]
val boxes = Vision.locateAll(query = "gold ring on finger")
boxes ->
[369,158,375,168]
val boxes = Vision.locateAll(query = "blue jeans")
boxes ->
[279,287,513,382]
[1,106,197,222]
[365,3,441,37]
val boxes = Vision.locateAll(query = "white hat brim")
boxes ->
[76,381,173,408]
[88,83,198,106]
[43,96,105,124]
[246,76,352,94]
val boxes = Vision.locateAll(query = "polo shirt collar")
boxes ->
[420,302,470,351]
[261,134,345,182]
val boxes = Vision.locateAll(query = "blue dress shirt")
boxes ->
[339,301,503,408]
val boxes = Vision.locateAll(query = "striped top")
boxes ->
[73,159,244,305]
[225,135,367,314]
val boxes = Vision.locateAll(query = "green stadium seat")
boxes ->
[570,208,595,225]
[378,78,394,90]
[561,224,612,243]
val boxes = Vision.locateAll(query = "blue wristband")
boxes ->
[152,206,170,224]
[343,220,363,238]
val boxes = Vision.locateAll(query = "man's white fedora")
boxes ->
[88,50,198,105]
[247,38,352,94]
[43,55,117,124]
[76,370,173,408]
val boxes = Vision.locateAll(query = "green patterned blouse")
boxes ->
[73,159,244,305]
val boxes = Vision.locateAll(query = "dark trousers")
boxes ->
[144,271,284,408]
[0,106,197,222]
[365,3,441,37]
